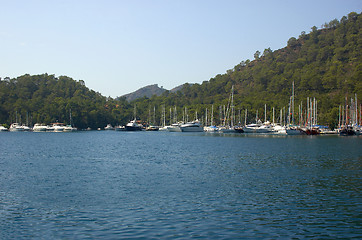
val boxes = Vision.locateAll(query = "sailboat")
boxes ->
[64,109,77,131]
[243,107,274,134]
[146,106,159,131]
[204,105,218,132]
[218,86,236,133]
[125,104,143,131]
[9,112,24,131]
[166,106,182,132]
[285,81,306,135]
[339,96,357,135]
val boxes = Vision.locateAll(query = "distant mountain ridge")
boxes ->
[121,84,166,101]
[120,83,191,101]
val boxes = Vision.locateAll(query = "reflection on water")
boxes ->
[0,131,361,239]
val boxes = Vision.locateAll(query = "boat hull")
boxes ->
[125,126,142,131]
[180,127,203,132]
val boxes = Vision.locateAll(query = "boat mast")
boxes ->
[264,104,267,123]
[174,106,177,123]
[338,105,341,128]
[288,97,291,126]
[300,101,303,127]
[162,105,166,127]
[153,106,156,126]
[211,105,214,126]
[355,94,358,126]
[315,99,318,126]
[231,85,234,127]
[272,107,275,124]
[345,96,348,126]
[359,103,361,126]
[292,81,295,125]
[170,108,172,125]
[205,108,208,126]
[307,97,309,128]
[69,109,73,126]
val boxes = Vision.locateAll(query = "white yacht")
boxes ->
[63,125,77,132]
[180,120,203,132]
[22,125,31,131]
[125,120,143,131]
[145,125,159,131]
[218,126,236,133]
[243,121,274,134]
[273,124,287,135]
[0,125,8,131]
[52,123,65,132]
[9,123,24,132]
[33,123,48,132]
[167,123,182,132]
[204,125,218,132]
[115,125,126,131]
[104,124,114,130]
[158,126,169,131]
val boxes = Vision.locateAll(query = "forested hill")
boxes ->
[0,12,361,129]
[0,74,133,129]
[131,11,361,127]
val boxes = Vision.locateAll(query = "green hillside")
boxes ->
[0,74,132,129]
[132,11,361,128]
[0,12,360,129]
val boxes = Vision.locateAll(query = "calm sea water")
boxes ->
[0,131,361,239]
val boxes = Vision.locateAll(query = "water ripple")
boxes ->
[0,132,361,239]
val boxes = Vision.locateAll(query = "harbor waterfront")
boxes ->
[0,131,361,239]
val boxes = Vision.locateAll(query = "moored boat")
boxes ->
[243,121,274,134]
[115,125,126,131]
[339,126,356,136]
[104,124,114,130]
[146,126,159,131]
[167,123,182,132]
[234,126,244,133]
[218,126,236,133]
[286,126,305,135]
[52,123,65,132]
[304,127,320,135]
[33,123,47,132]
[204,125,218,132]
[9,123,24,132]
[158,126,169,131]
[125,119,143,131]
[63,125,77,132]
[0,125,8,131]
[180,120,203,132]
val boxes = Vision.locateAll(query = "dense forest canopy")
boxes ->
[0,12,361,129]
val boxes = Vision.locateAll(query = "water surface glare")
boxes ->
[0,131,361,239]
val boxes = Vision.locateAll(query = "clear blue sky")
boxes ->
[1,0,361,97]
